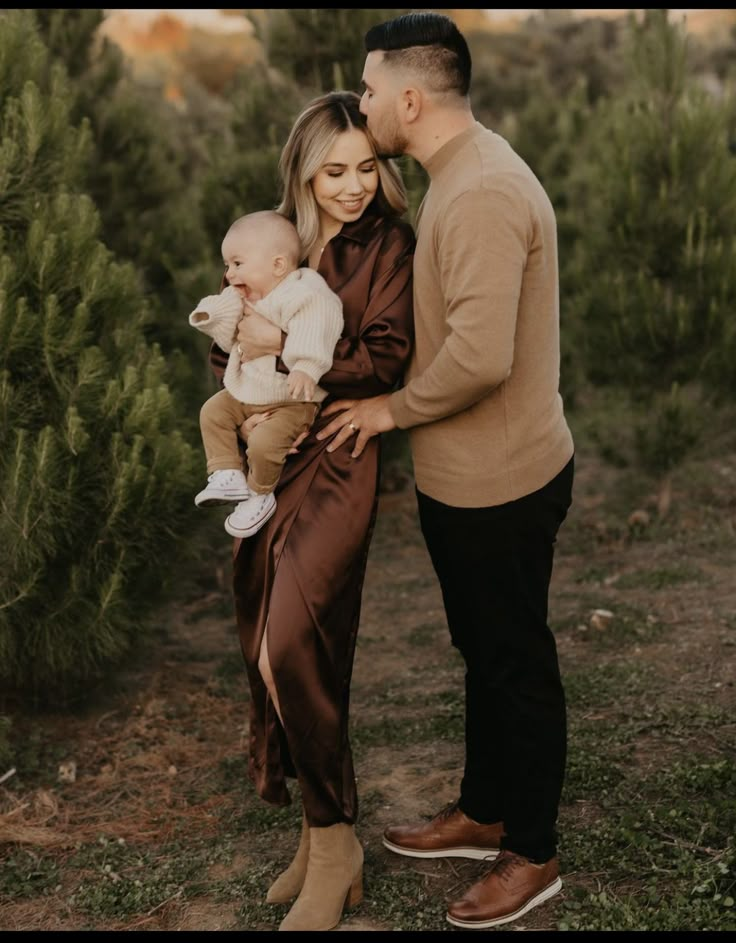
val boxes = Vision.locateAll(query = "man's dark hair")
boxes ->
[365,12,471,97]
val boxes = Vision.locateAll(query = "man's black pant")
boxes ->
[416,456,574,863]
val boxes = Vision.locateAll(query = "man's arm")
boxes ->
[390,186,528,429]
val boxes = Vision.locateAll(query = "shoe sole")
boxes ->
[195,492,250,507]
[224,500,277,538]
[445,876,562,929]
[382,837,500,861]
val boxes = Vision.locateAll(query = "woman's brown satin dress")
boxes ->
[209,208,415,827]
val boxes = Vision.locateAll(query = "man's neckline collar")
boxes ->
[424,122,487,178]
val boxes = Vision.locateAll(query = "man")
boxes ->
[317,11,575,930]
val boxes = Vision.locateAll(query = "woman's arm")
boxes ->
[322,223,415,400]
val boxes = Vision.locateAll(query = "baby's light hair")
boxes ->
[228,210,302,267]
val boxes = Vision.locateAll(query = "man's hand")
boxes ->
[316,393,396,458]
[288,370,316,401]
[236,303,282,363]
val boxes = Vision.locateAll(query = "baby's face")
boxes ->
[222,229,291,302]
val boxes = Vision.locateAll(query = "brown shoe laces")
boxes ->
[434,799,461,821]
[489,850,526,881]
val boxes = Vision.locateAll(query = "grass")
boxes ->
[614,564,706,591]
[0,849,60,900]
[558,757,736,931]
[352,691,464,749]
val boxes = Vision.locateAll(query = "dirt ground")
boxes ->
[1,442,734,931]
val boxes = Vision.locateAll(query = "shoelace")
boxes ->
[434,799,462,822]
[209,470,238,483]
[489,851,526,882]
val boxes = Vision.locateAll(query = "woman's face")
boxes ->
[310,127,379,231]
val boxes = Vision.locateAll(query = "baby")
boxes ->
[189,210,343,538]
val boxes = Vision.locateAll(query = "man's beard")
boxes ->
[372,123,409,161]
[376,146,404,160]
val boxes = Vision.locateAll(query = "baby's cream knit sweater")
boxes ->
[189,269,343,405]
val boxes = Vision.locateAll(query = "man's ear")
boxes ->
[402,86,422,124]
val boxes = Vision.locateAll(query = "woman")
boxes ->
[209,91,414,931]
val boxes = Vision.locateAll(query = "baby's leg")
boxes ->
[245,402,318,494]
[200,389,248,472]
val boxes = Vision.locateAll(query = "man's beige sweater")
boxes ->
[190,269,343,406]
[389,122,574,508]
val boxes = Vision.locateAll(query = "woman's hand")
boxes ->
[236,303,283,362]
[238,411,308,456]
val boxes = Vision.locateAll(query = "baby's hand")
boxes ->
[288,370,316,401]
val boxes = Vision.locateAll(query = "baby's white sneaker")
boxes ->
[224,491,276,538]
[195,469,250,507]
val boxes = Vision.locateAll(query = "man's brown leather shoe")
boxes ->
[382,800,504,860]
[446,850,562,928]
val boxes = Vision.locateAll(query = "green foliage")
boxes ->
[470,11,626,130]
[199,62,303,249]
[0,848,61,901]
[572,11,736,393]
[0,10,199,704]
[566,10,736,480]
[559,758,736,931]
[501,81,594,408]
[60,836,213,919]
[633,382,700,477]
[255,9,411,95]
[30,8,218,416]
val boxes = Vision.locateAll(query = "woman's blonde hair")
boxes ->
[277,91,407,260]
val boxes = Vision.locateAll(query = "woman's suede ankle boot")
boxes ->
[266,813,310,904]
[278,822,363,931]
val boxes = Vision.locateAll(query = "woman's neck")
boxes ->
[317,219,343,249]
[317,212,342,249]
[308,219,343,269]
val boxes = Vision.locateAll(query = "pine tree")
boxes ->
[0,11,199,703]
[256,9,411,95]
[199,62,304,249]
[30,9,219,416]
[500,80,594,408]
[568,10,736,513]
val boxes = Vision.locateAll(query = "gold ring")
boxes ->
[349,421,357,432]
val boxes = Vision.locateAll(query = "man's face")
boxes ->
[360,50,409,159]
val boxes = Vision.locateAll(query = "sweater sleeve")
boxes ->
[320,222,415,399]
[389,187,527,429]
[188,285,243,353]
[280,283,344,382]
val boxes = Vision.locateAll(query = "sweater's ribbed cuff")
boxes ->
[388,387,418,430]
[287,360,326,383]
